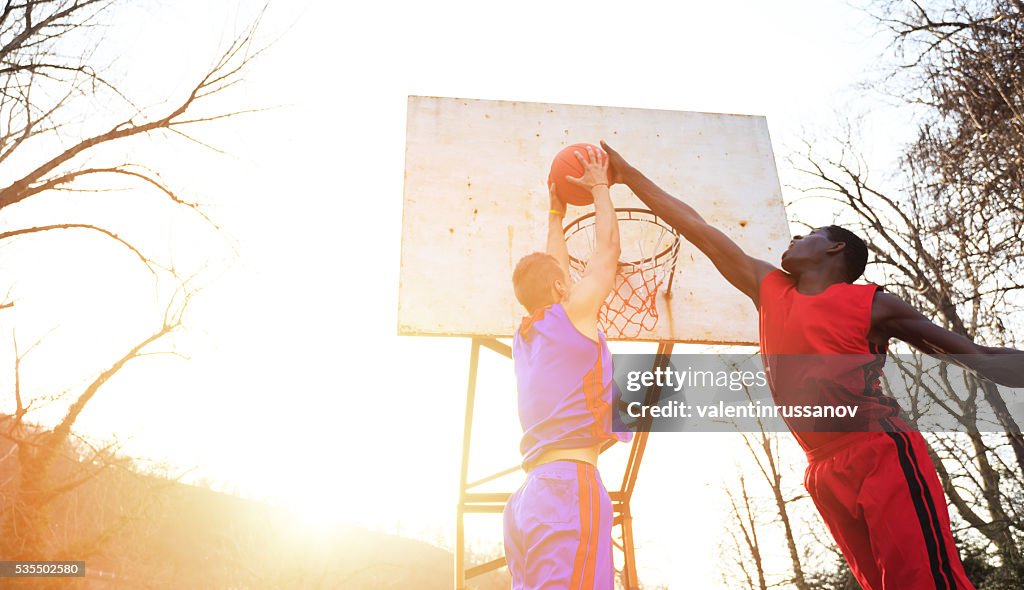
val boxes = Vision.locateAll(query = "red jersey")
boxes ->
[758,270,901,454]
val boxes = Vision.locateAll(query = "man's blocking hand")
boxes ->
[601,140,631,185]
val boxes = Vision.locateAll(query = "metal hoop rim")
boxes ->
[563,207,681,270]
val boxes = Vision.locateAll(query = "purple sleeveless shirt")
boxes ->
[513,303,632,469]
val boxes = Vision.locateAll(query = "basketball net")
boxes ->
[564,208,681,339]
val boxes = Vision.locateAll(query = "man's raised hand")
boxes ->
[564,145,610,191]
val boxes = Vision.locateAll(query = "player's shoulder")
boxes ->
[869,290,922,323]
[758,267,792,291]
[546,302,569,321]
[869,287,900,306]
[517,304,565,337]
[753,259,781,280]
[836,280,887,310]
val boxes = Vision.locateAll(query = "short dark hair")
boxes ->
[512,252,564,313]
[824,225,868,282]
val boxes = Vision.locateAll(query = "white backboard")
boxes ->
[398,96,790,344]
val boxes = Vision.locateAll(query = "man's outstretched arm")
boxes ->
[601,140,776,306]
[871,292,1024,387]
[563,146,619,328]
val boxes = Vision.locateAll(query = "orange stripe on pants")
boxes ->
[581,465,601,589]
[569,463,593,589]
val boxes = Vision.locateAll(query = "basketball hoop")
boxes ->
[563,208,681,339]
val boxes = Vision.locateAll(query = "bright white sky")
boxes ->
[0,1,918,587]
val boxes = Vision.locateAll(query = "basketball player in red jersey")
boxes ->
[600,140,1024,589]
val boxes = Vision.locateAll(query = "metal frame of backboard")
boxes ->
[398,96,791,590]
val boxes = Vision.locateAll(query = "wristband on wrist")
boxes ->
[591,183,609,189]
[549,209,564,217]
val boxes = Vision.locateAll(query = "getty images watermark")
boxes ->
[612,354,1024,433]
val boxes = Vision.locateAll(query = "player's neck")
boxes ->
[794,267,847,296]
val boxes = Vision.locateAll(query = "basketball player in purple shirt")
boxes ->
[504,146,632,590]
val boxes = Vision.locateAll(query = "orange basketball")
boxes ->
[548,143,604,206]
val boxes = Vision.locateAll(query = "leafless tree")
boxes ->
[739,430,812,590]
[0,0,265,569]
[0,1,265,223]
[1,286,194,562]
[874,0,1024,240]
[723,474,769,590]
[722,422,850,589]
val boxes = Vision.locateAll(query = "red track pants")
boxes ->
[804,420,975,590]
